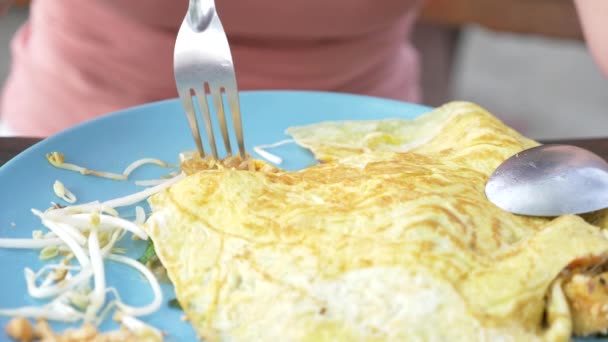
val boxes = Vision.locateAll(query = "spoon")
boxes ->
[485,144,608,216]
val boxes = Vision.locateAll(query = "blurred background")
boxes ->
[1,0,607,140]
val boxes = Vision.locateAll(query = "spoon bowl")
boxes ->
[485,144,608,216]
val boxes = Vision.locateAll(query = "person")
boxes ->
[0,0,422,137]
[0,0,606,137]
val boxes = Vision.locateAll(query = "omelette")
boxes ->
[144,102,608,341]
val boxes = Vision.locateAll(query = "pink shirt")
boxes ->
[1,0,421,137]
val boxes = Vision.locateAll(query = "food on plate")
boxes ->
[5,315,161,342]
[0,156,184,341]
[144,102,608,341]
[52,180,77,204]
[5,100,608,341]
[179,151,279,175]
[46,152,177,182]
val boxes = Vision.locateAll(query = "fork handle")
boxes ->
[187,0,215,32]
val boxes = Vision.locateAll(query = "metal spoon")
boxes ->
[485,144,608,216]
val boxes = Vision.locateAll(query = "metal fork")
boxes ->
[174,0,245,159]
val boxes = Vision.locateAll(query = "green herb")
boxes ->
[168,298,182,310]
[138,240,156,264]
[138,240,169,281]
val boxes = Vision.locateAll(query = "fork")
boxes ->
[174,0,246,159]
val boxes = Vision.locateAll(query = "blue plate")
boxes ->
[0,91,430,340]
[0,90,602,341]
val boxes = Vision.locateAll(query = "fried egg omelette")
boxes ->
[144,102,608,341]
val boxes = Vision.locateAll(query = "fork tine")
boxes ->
[210,86,233,156]
[178,89,205,158]
[193,88,218,159]
[226,89,246,158]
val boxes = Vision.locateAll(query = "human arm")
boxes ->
[575,0,608,76]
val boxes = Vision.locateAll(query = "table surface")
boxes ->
[2,137,608,167]
[419,0,583,40]
[0,137,41,167]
